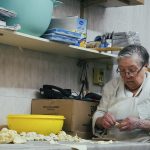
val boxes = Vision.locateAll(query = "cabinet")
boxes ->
[80,0,144,21]
[0,28,117,59]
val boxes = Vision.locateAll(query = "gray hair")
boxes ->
[118,44,149,66]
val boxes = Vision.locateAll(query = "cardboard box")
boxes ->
[49,16,87,47]
[31,99,98,138]
[49,16,87,37]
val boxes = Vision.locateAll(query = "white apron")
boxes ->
[106,76,150,141]
[107,97,147,140]
[93,73,150,141]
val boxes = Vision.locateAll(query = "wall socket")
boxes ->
[93,68,104,86]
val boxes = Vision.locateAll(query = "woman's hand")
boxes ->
[96,112,116,129]
[117,117,140,131]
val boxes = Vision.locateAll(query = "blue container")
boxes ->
[45,28,82,39]
[0,0,61,36]
[42,33,79,45]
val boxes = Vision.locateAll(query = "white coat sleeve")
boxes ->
[92,78,119,136]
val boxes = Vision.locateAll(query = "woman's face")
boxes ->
[117,55,146,91]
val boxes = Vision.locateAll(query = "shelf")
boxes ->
[0,29,117,59]
[94,47,122,52]
[82,0,144,7]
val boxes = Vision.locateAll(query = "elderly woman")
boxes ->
[92,44,150,141]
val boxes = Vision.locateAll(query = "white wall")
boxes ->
[0,44,80,124]
[85,0,150,50]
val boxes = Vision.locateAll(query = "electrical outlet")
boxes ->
[93,68,104,85]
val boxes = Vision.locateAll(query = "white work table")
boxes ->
[0,141,150,150]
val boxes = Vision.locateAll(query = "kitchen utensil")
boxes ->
[7,114,65,135]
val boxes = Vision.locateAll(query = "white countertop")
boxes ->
[0,141,150,150]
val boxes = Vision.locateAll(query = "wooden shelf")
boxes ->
[82,0,144,7]
[94,47,122,52]
[0,29,117,59]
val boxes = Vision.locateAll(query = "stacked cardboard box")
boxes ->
[46,16,87,47]
[49,16,87,38]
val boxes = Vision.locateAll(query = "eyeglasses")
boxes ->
[116,65,144,77]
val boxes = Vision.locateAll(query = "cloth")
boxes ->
[92,72,150,141]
